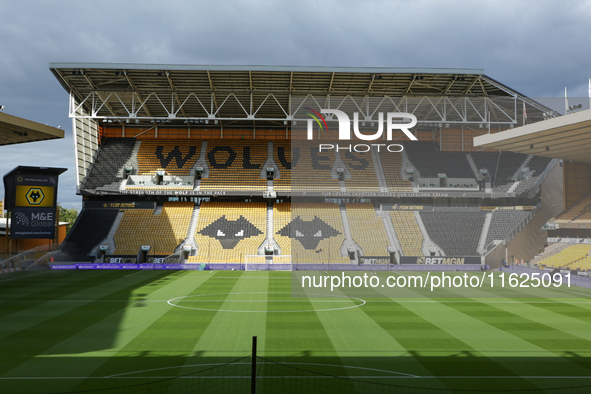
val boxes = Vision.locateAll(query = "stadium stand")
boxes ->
[485,210,531,246]
[341,152,380,192]
[513,156,553,195]
[113,202,193,255]
[419,211,486,256]
[493,152,528,191]
[378,150,413,191]
[345,204,390,256]
[405,141,476,180]
[83,138,135,190]
[569,253,591,271]
[274,203,349,264]
[200,140,267,190]
[56,208,119,261]
[389,210,424,256]
[471,151,500,181]
[289,143,341,191]
[273,141,292,191]
[554,193,591,222]
[536,244,591,269]
[136,139,202,176]
[190,202,266,263]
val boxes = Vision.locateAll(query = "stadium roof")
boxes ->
[474,109,591,164]
[49,63,550,129]
[0,112,64,146]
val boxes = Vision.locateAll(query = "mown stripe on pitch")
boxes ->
[0,270,159,341]
[0,271,175,377]
[261,272,364,394]
[361,299,540,392]
[446,301,591,379]
[67,271,246,393]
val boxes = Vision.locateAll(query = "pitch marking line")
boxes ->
[0,271,51,283]
[167,292,366,313]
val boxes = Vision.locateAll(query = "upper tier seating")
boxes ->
[273,141,292,192]
[190,202,267,263]
[390,211,424,256]
[555,193,591,222]
[200,140,267,190]
[419,211,486,256]
[56,209,119,261]
[277,143,340,191]
[341,152,380,192]
[405,141,475,179]
[513,156,553,195]
[136,140,202,176]
[114,202,193,255]
[345,204,389,256]
[83,139,136,190]
[379,150,412,192]
[485,210,531,246]
[274,203,349,264]
[493,152,528,191]
[471,152,500,181]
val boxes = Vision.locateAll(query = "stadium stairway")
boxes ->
[118,140,141,177]
[258,204,281,255]
[176,204,200,255]
[94,209,126,258]
[413,211,444,256]
[332,151,349,192]
[339,205,362,261]
[400,149,420,191]
[477,212,493,254]
[466,154,483,182]
[376,209,403,255]
[191,141,209,190]
[370,148,389,192]
[261,142,280,191]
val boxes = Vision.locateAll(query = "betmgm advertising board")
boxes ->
[3,166,66,239]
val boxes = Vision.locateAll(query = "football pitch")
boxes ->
[1,269,591,393]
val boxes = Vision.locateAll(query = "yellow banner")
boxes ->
[15,186,55,208]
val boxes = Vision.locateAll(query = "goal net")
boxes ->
[244,255,292,271]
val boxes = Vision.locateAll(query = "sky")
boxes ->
[1,0,590,211]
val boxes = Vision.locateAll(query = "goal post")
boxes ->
[244,255,292,271]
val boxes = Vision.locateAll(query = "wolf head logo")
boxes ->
[198,215,263,249]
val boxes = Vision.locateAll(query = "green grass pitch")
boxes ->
[1,269,591,393]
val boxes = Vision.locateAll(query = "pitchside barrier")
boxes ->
[50,263,487,271]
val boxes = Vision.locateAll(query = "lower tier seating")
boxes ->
[537,244,591,269]
[345,203,389,256]
[189,202,267,263]
[274,203,349,264]
[390,211,424,256]
[114,202,193,255]
[485,210,531,246]
[419,211,486,256]
[56,209,119,261]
